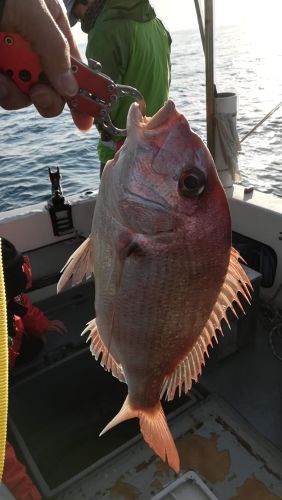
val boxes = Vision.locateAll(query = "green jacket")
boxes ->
[86,0,171,163]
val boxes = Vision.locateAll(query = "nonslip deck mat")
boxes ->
[9,388,282,499]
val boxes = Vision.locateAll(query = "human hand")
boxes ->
[0,0,93,131]
[46,319,67,334]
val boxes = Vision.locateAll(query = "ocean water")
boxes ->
[1,25,282,212]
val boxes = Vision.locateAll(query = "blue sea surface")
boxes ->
[1,25,281,212]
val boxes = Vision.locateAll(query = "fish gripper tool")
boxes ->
[0,32,146,136]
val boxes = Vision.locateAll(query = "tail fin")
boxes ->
[100,396,180,473]
[57,237,93,292]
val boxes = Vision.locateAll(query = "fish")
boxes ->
[57,100,252,473]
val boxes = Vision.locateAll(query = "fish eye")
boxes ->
[178,168,206,198]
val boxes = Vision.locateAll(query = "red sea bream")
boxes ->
[58,100,252,473]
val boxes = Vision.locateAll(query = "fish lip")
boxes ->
[123,188,170,212]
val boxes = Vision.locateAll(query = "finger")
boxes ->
[0,73,30,110]
[52,320,65,328]
[0,1,93,129]
[51,1,82,61]
[29,83,65,117]
[2,0,78,97]
[50,320,67,333]
[71,109,94,131]
[29,7,78,97]
[57,327,66,335]
[52,327,65,334]
[48,5,94,130]
[48,325,64,334]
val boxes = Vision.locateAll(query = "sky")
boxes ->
[72,0,282,44]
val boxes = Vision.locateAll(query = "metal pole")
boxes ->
[194,0,205,53]
[240,99,282,144]
[205,0,215,157]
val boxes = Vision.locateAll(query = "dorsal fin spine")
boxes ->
[161,246,253,402]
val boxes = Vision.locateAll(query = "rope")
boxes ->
[215,113,241,181]
[0,238,8,480]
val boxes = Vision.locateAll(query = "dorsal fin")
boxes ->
[81,319,125,383]
[161,247,253,401]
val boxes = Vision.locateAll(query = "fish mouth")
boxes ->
[146,100,176,131]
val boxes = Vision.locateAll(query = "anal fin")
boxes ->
[161,246,253,401]
[82,319,125,383]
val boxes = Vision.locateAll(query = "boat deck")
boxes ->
[8,277,282,499]
[201,301,282,452]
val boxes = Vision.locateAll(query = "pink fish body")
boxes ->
[58,100,252,472]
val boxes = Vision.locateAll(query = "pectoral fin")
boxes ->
[161,247,253,401]
[57,237,93,292]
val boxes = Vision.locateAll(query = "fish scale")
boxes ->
[58,99,252,473]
